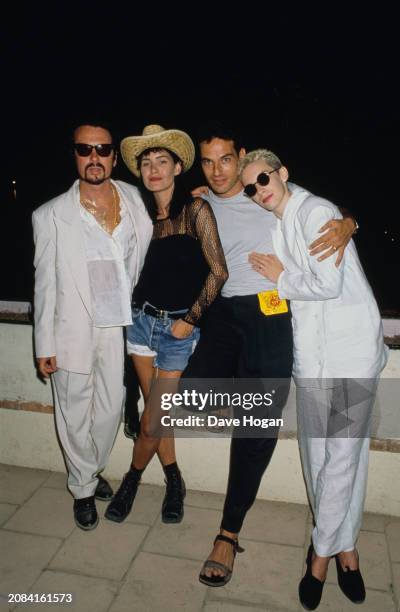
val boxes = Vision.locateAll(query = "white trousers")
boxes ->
[296,380,376,557]
[52,326,124,499]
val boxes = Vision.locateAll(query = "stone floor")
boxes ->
[0,464,399,612]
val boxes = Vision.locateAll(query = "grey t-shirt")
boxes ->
[204,189,277,298]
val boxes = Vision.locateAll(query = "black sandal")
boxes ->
[199,534,245,587]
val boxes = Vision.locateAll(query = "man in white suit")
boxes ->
[239,149,388,610]
[33,122,152,530]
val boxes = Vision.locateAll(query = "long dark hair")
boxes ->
[137,147,192,223]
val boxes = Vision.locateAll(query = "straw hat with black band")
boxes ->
[120,124,195,177]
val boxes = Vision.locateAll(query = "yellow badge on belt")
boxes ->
[257,289,288,316]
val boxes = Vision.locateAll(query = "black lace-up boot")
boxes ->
[104,466,143,522]
[162,463,186,523]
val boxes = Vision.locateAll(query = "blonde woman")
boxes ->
[239,149,388,610]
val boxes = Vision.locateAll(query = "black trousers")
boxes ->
[183,294,293,532]
[123,351,141,437]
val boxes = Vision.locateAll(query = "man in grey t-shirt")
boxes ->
[183,122,356,587]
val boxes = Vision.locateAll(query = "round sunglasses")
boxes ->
[74,143,115,157]
[243,168,280,198]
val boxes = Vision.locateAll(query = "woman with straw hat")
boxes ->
[105,125,228,524]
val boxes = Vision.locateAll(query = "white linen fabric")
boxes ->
[33,179,152,499]
[296,383,374,556]
[52,326,124,499]
[273,185,388,385]
[32,179,153,374]
[272,184,388,557]
[80,197,136,327]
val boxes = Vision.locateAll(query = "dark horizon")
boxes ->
[2,5,399,310]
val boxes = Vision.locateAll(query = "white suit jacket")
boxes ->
[273,185,388,385]
[32,180,153,373]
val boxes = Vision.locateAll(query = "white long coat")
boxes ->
[32,180,152,374]
[273,186,388,385]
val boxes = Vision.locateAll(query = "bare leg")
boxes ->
[157,436,177,465]
[311,553,330,581]
[105,358,184,524]
[131,355,177,467]
[131,354,154,402]
[337,549,359,570]
[132,368,182,470]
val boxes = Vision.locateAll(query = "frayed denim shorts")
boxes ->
[126,303,200,372]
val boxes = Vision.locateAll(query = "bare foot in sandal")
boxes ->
[199,529,244,587]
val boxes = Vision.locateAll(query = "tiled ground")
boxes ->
[0,463,399,612]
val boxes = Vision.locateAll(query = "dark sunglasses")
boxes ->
[74,143,115,157]
[243,168,280,198]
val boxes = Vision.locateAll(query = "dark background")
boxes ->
[2,3,399,311]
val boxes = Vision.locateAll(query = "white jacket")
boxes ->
[274,185,388,385]
[32,180,152,373]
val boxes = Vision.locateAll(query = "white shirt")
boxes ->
[273,185,388,385]
[80,191,136,327]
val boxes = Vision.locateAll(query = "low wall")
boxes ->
[1,320,399,516]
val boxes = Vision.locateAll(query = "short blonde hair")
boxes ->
[238,149,283,178]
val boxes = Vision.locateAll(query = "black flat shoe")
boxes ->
[73,496,99,531]
[162,473,186,524]
[104,471,140,522]
[299,544,325,610]
[95,475,114,501]
[124,420,139,440]
[199,534,245,587]
[335,553,366,604]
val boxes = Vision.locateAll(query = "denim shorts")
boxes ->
[126,304,200,372]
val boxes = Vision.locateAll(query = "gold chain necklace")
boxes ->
[80,183,119,234]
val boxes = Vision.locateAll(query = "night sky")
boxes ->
[2,3,399,310]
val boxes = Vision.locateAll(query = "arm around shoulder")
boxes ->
[278,203,344,301]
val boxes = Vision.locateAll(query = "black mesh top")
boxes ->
[132,198,228,325]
